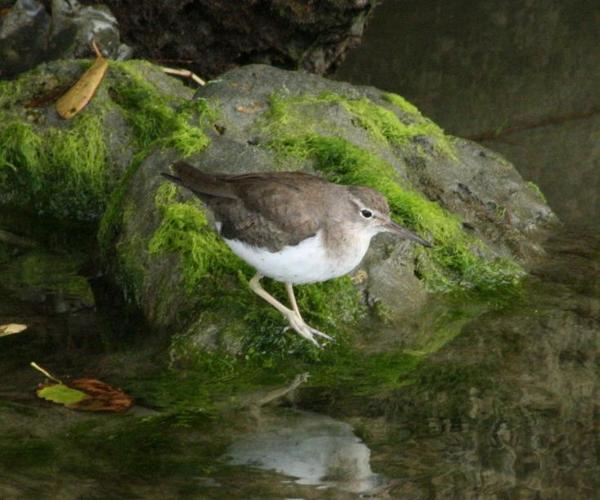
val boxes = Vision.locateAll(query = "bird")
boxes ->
[161,161,431,346]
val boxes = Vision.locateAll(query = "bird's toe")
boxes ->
[308,326,334,342]
[286,314,321,347]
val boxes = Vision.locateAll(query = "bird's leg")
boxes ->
[249,273,317,345]
[249,274,327,346]
[285,282,302,318]
[285,282,334,342]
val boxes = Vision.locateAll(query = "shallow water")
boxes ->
[0,222,598,498]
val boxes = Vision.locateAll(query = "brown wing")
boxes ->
[162,163,331,251]
[215,172,330,251]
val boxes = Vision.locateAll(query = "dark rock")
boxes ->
[78,0,376,78]
[0,0,131,78]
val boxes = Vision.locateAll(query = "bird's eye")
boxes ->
[360,209,373,218]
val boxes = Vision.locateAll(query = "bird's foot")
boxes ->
[284,312,334,347]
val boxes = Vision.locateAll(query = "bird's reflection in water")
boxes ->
[226,409,384,494]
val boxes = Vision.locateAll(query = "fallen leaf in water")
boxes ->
[56,40,108,119]
[0,323,27,337]
[68,378,134,412]
[37,383,89,405]
[31,362,134,412]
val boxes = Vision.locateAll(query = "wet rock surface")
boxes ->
[0,0,131,78]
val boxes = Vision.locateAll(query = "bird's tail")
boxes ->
[161,161,237,200]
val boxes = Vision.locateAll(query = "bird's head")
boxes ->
[348,186,432,247]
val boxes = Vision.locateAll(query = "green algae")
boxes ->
[108,61,214,156]
[148,183,241,292]
[526,180,547,203]
[0,113,110,220]
[382,91,422,116]
[0,59,214,226]
[266,92,456,159]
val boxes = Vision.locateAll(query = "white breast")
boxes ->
[223,230,371,284]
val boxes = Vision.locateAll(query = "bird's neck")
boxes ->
[323,224,375,262]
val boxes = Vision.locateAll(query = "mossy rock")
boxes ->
[108,63,556,358]
[0,59,210,222]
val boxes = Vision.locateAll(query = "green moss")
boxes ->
[382,91,422,116]
[0,113,109,220]
[97,61,216,257]
[109,61,214,156]
[0,59,215,225]
[266,92,455,159]
[526,180,547,203]
[268,134,522,294]
[148,184,240,292]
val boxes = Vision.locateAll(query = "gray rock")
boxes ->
[112,64,556,353]
[81,0,376,79]
[0,0,131,78]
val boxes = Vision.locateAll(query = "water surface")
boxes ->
[0,222,598,498]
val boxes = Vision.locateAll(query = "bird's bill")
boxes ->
[384,219,432,247]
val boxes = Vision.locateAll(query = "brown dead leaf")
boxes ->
[0,323,27,337]
[68,378,134,412]
[55,41,108,119]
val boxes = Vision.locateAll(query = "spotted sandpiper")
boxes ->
[162,161,431,346]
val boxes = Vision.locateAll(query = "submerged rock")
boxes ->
[2,249,94,312]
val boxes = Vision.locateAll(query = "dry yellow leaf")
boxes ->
[56,41,108,119]
[0,323,27,337]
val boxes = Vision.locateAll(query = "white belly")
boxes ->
[223,231,370,284]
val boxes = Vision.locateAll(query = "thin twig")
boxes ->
[162,67,206,86]
[30,362,63,385]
